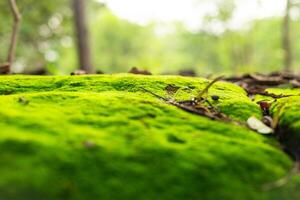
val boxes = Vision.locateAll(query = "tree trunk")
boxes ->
[283,0,292,72]
[72,0,93,73]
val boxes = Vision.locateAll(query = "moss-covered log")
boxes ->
[0,74,299,200]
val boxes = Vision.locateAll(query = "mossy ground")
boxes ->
[0,74,299,200]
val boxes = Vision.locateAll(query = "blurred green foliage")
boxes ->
[0,0,72,72]
[0,0,299,75]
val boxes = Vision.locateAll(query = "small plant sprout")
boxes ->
[196,76,224,101]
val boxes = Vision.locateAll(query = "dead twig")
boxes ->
[141,87,244,126]
[141,88,218,120]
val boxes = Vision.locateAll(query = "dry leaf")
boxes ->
[247,116,273,134]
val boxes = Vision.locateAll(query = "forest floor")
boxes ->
[0,74,300,200]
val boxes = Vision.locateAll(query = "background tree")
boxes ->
[72,0,93,73]
[283,0,292,71]
[0,0,72,74]
[0,0,21,74]
[1,0,300,75]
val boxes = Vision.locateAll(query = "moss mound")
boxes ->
[0,74,298,200]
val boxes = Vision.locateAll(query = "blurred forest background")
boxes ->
[1,0,300,75]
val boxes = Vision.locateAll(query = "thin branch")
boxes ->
[141,87,244,125]
[7,0,22,66]
[0,0,21,74]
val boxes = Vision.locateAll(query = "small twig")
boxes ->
[142,88,218,120]
[196,76,224,100]
[142,87,246,126]
[141,88,169,102]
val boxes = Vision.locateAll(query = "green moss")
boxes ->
[0,74,297,200]
[263,88,300,199]
[0,74,261,121]
[266,88,300,133]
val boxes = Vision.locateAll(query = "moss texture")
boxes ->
[0,74,298,200]
[262,88,300,199]
[268,88,300,132]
